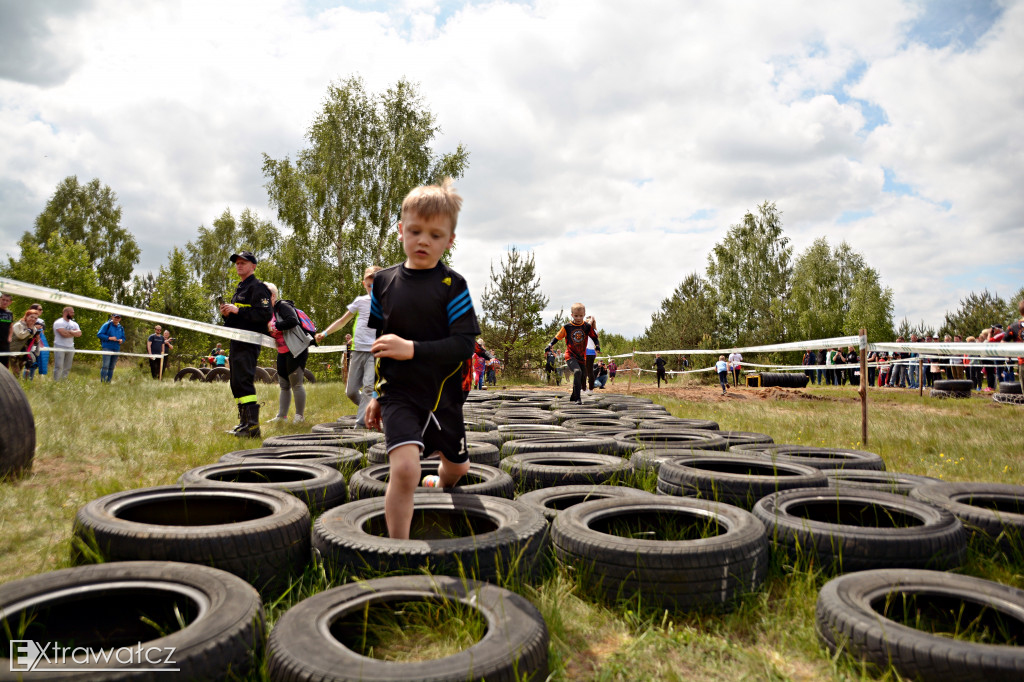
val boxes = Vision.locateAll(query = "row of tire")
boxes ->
[172,366,317,384]
[263,390,1023,679]
[929,378,1024,402]
[3,389,1023,679]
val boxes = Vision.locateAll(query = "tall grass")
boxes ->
[2,363,1023,680]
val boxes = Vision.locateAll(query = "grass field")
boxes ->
[2,361,1023,680]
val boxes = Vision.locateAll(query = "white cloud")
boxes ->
[1,0,1021,338]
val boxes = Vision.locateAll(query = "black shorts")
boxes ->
[380,399,469,464]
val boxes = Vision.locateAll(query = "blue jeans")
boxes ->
[100,353,119,382]
[594,374,607,388]
[908,363,918,388]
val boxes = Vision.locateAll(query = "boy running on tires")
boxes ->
[364,178,480,540]
[544,303,600,404]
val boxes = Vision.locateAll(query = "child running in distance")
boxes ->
[716,355,729,395]
[363,178,480,540]
[544,303,600,404]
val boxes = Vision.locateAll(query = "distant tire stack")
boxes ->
[174,367,205,381]
[994,380,1024,405]
[931,379,972,399]
[756,372,809,388]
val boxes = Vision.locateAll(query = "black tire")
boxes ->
[263,432,384,451]
[910,482,1024,549]
[630,448,715,474]
[560,418,635,432]
[254,366,273,384]
[758,372,810,388]
[550,409,618,423]
[308,425,385,442]
[604,401,656,412]
[465,416,498,432]
[73,485,311,594]
[999,381,1023,395]
[635,417,720,431]
[753,488,967,572]
[0,561,264,680]
[500,435,622,457]
[491,413,559,426]
[715,431,775,447]
[616,430,729,452]
[752,445,886,471]
[552,497,768,611]
[822,468,940,495]
[205,366,230,382]
[934,379,974,392]
[466,430,502,447]
[173,367,205,382]
[993,392,1024,405]
[348,462,515,500]
[500,452,632,491]
[219,446,365,474]
[302,368,315,383]
[930,388,971,399]
[179,462,347,513]
[495,424,571,441]
[366,441,501,467]
[517,484,653,522]
[199,366,212,376]
[658,455,828,509]
[262,366,278,380]
[0,365,34,479]
[267,575,549,682]
[816,569,1024,682]
[313,493,547,583]
[729,442,790,454]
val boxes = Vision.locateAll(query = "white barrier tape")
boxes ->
[308,345,348,354]
[635,366,717,375]
[633,336,862,356]
[0,349,161,359]
[0,276,276,348]
[869,341,1024,357]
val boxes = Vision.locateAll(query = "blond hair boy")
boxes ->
[364,178,480,539]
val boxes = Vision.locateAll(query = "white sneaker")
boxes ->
[266,415,287,423]
[293,414,304,423]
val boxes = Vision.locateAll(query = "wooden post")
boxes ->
[859,329,868,446]
[918,356,924,397]
[626,349,634,394]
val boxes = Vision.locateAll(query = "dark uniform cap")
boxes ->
[229,251,258,264]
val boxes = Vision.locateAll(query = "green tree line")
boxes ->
[3,77,1020,378]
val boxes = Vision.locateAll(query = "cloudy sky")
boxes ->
[2,0,1022,338]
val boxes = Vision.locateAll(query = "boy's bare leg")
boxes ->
[385,444,421,539]
[435,451,470,488]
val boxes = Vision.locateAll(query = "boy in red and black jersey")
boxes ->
[545,302,600,403]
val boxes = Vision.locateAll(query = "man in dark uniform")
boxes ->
[220,251,272,438]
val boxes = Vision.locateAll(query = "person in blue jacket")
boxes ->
[715,354,729,394]
[97,314,126,383]
[36,319,49,376]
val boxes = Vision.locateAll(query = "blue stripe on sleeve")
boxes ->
[447,290,473,324]
[370,292,381,318]
[448,300,473,324]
